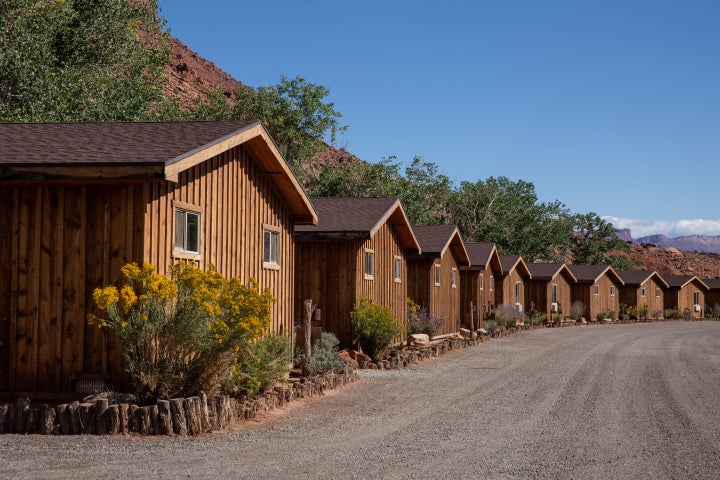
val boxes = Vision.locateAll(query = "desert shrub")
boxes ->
[708,304,720,320]
[532,313,547,325]
[223,334,290,399]
[681,308,693,320]
[299,332,346,376]
[484,320,498,333]
[637,304,649,320]
[90,262,275,404]
[569,301,585,320]
[595,310,617,321]
[406,298,444,338]
[496,304,523,327]
[651,309,663,320]
[664,308,678,319]
[625,305,638,320]
[350,297,402,361]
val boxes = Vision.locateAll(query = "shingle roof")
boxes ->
[615,270,668,288]
[702,278,720,290]
[527,263,573,281]
[499,255,531,278]
[295,197,420,251]
[411,225,470,265]
[464,242,496,266]
[0,120,256,166]
[568,264,623,284]
[663,275,709,290]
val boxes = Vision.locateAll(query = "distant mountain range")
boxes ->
[616,229,720,254]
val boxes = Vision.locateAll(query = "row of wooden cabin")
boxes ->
[1,121,718,400]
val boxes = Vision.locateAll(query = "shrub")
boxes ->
[300,332,346,376]
[681,308,693,320]
[637,304,649,320]
[651,309,663,320]
[90,262,275,404]
[350,297,402,361]
[532,313,547,325]
[484,320,498,333]
[595,310,617,321]
[496,304,522,327]
[625,305,638,320]
[223,334,290,399]
[664,308,678,319]
[708,304,720,320]
[406,298,444,338]
[569,301,585,320]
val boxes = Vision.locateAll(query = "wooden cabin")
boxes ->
[406,225,470,336]
[525,263,577,320]
[568,264,624,321]
[496,255,532,320]
[294,197,420,347]
[459,242,503,329]
[703,278,720,312]
[663,275,709,318]
[0,121,316,399]
[616,270,668,318]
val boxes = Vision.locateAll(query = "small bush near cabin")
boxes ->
[496,304,523,327]
[406,298,444,338]
[350,297,402,361]
[651,309,663,320]
[569,301,585,320]
[300,332,346,376]
[224,334,291,399]
[484,320,498,333]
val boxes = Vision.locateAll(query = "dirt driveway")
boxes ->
[2,321,719,479]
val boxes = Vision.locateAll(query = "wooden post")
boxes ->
[303,299,315,359]
[470,301,475,332]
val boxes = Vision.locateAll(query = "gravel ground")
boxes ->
[2,321,719,480]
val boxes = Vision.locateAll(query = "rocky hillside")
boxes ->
[163,38,720,279]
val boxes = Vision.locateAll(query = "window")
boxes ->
[263,227,280,267]
[551,284,558,304]
[656,288,661,298]
[515,282,521,302]
[174,207,200,255]
[364,250,374,279]
[693,291,700,305]
[593,285,599,296]
[393,256,402,283]
[479,273,484,290]
[641,288,646,297]
[490,276,494,291]
[452,268,457,288]
[610,286,615,296]
[434,264,441,286]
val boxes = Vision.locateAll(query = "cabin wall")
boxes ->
[294,240,358,347]
[460,268,498,329]
[144,145,296,336]
[408,252,460,336]
[526,275,572,320]
[706,289,720,310]
[0,183,144,394]
[574,276,620,320]
[620,278,665,316]
[358,222,408,340]
[664,283,705,318]
[497,269,527,312]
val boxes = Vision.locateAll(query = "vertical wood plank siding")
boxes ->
[1,144,296,394]
[664,282,705,318]
[295,222,408,347]
[0,184,144,394]
[572,275,621,320]
[407,252,461,336]
[618,277,665,315]
[497,269,526,310]
[525,276,572,319]
[144,145,296,337]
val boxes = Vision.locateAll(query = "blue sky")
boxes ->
[158,0,720,238]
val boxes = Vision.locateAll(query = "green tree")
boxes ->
[570,212,638,269]
[450,176,574,262]
[0,0,170,122]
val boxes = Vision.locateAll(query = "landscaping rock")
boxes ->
[408,333,430,343]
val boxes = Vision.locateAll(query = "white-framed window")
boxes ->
[551,284,558,304]
[452,268,457,288]
[490,276,494,291]
[693,291,700,305]
[593,285,599,296]
[515,282,521,302]
[364,250,374,279]
[174,203,201,256]
[393,256,402,283]
[641,288,646,297]
[434,264,441,286]
[610,286,616,296]
[656,288,661,298]
[263,225,281,268]
[479,273,484,290]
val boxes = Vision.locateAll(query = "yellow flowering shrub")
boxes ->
[91,262,276,403]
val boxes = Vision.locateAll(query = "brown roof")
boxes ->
[616,270,669,288]
[0,121,317,224]
[464,242,502,272]
[527,263,576,282]
[568,264,623,285]
[295,197,420,252]
[664,275,709,290]
[499,255,531,278]
[702,278,720,290]
[0,120,256,166]
[411,225,470,265]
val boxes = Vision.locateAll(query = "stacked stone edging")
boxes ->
[0,371,359,436]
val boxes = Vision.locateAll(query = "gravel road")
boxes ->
[2,321,719,480]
